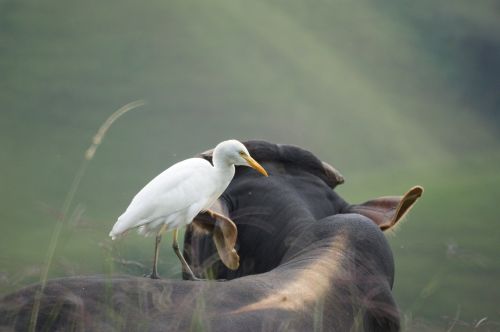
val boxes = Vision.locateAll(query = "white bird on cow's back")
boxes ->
[109,139,268,280]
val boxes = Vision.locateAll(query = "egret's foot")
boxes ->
[186,276,204,281]
[184,275,227,282]
[181,271,204,281]
[144,272,161,280]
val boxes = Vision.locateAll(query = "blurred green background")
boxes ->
[1,0,499,330]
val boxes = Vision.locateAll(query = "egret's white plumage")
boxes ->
[109,158,227,238]
[108,139,268,279]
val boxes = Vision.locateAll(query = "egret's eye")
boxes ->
[238,151,246,156]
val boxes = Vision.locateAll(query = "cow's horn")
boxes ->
[322,161,345,186]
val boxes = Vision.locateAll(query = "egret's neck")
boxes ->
[212,149,236,184]
[213,158,235,175]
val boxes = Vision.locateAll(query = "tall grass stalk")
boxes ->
[29,100,145,332]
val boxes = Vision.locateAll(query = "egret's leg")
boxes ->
[172,228,200,281]
[149,223,168,280]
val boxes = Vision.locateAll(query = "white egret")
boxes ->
[109,139,268,280]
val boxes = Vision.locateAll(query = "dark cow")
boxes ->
[0,140,422,331]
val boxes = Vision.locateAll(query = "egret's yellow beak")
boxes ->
[241,154,268,177]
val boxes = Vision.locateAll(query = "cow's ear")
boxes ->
[345,186,423,231]
[212,216,239,270]
[192,199,240,270]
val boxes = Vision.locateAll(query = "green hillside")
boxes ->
[1,1,499,330]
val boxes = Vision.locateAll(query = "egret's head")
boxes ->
[214,140,268,176]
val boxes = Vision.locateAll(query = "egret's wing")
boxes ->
[110,158,215,237]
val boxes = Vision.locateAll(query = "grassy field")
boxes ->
[1,0,499,330]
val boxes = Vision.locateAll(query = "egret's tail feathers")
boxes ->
[109,231,118,240]
[109,214,134,240]
[109,229,125,240]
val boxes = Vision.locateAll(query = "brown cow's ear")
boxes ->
[212,216,239,270]
[192,200,240,270]
[345,186,424,231]
[191,213,215,233]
